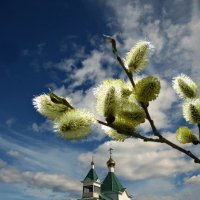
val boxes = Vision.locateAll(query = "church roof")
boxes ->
[101,172,125,192]
[84,168,99,181]
[99,193,112,200]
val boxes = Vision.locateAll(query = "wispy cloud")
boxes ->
[5,118,16,127]
[0,132,82,176]
[0,128,84,199]
[185,175,200,184]
[0,159,7,168]
[79,135,200,181]
[0,167,80,194]
[7,150,20,157]
[138,195,177,200]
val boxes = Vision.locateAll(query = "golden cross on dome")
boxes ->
[109,148,114,158]
[91,155,94,165]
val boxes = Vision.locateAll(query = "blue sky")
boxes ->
[1,0,200,199]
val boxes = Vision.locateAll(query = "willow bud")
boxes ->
[33,94,71,121]
[124,41,153,73]
[94,79,130,116]
[101,125,129,141]
[104,86,116,123]
[172,74,197,99]
[182,99,200,124]
[111,117,136,136]
[119,102,146,125]
[134,76,161,103]
[54,109,95,140]
[176,126,198,144]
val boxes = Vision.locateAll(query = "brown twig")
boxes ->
[198,124,200,141]
[142,105,200,163]
[97,120,162,143]
[103,35,135,87]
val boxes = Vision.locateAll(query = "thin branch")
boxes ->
[105,35,200,164]
[97,120,162,143]
[103,35,135,87]
[97,119,109,127]
[141,103,161,137]
[198,123,200,141]
[134,133,162,143]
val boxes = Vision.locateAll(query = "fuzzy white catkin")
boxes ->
[33,94,71,121]
[101,125,129,141]
[176,126,197,144]
[172,74,197,99]
[118,102,146,126]
[94,79,131,116]
[134,76,160,103]
[182,99,200,124]
[124,41,153,73]
[54,109,95,140]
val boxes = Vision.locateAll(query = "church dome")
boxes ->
[107,157,115,168]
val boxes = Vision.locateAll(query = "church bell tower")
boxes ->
[81,159,101,199]
[79,149,133,200]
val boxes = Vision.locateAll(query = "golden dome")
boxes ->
[107,157,115,168]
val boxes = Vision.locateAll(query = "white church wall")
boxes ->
[119,191,132,200]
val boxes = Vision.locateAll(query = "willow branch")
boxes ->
[103,35,135,87]
[198,124,200,141]
[97,120,161,143]
[142,105,200,163]
[105,35,200,164]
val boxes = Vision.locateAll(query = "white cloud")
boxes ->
[180,0,200,84]
[79,135,200,181]
[0,133,83,178]
[138,195,178,200]
[7,150,20,157]
[0,130,85,198]
[104,0,164,53]
[0,167,81,194]
[185,175,200,184]
[103,0,200,86]
[30,120,53,133]
[66,48,115,90]
[0,167,21,183]
[0,159,7,168]
[31,122,40,132]
[5,118,16,127]
[37,43,46,55]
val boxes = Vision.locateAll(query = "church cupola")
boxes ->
[101,148,124,194]
[107,148,116,172]
[81,158,101,199]
[79,150,133,200]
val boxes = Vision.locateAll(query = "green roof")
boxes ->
[101,172,124,192]
[84,168,99,181]
[99,193,112,200]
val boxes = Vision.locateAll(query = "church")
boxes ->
[79,149,133,200]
